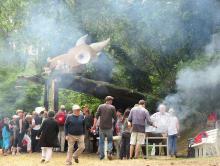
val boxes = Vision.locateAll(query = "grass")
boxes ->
[0,152,220,166]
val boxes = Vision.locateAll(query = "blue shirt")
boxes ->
[65,114,85,136]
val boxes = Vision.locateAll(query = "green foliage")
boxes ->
[59,89,101,114]
[0,0,218,115]
[0,66,43,119]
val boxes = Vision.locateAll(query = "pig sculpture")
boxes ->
[44,35,110,74]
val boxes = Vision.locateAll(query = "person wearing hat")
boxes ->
[54,105,67,152]
[92,96,117,160]
[12,109,24,155]
[65,105,85,165]
[37,111,59,163]
[31,110,42,152]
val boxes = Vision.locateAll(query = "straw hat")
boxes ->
[72,104,81,110]
[16,109,23,114]
[60,105,65,109]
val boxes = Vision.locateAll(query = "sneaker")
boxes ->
[107,153,112,160]
[44,160,50,164]
[16,152,21,155]
[66,161,72,165]
[100,156,105,160]
[74,158,79,163]
[40,159,45,163]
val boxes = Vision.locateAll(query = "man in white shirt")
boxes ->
[145,104,169,156]
[167,108,179,157]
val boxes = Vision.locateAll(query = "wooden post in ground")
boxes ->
[44,79,49,111]
[44,78,59,112]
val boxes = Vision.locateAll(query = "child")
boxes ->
[37,111,59,163]
[168,108,180,157]
[119,109,131,160]
[2,117,11,155]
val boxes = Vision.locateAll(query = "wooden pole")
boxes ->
[54,79,59,112]
[43,80,49,111]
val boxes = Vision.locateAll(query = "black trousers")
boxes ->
[14,132,25,148]
[119,132,131,159]
[31,129,40,152]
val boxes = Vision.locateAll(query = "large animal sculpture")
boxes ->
[44,35,110,74]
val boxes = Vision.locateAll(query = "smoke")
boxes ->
[1,0,220,117]
[164,61,220,118]
[164,20,220,129]
[107,0,216,54]
[0,0,85,116]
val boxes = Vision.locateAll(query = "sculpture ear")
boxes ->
[47,57,52,62]
[90,38,110,53]
[75,34,88,46]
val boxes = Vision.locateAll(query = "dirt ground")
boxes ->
[0,153,219,166]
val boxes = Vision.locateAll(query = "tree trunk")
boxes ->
[18,74,145,109]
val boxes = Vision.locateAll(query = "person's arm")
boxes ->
[19,119,23,133]
[37,120,45,138]
[146,111,157,128]
[64,116,69,137]
[83,117,85,135]
[92,106,101,130]
[176,117,180,134]
[127,110,132,127]
[31,118,35,128]
[55,121,59,135]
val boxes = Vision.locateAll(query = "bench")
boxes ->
[191,129,220,157]
[146,136,169,157]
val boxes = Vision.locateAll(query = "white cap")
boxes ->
[72,104,81,110]
[35,107,45,114]
[12,115,19,119]
[60,105,65,109]
[168,108,175,114]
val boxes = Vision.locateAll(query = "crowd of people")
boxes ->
[0,95,180,165]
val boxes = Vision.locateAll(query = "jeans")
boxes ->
[119,132,130,159]
[99,129,113,158]
[168,134,177,156]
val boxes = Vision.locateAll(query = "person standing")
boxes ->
[119,109,131,160]
[55,105,67,152]
[92,96,117,160]
[37,111,59,163]
[146,104,169,156]
[12,110,25,155]
[31,111,42,152]
[65,105,85,165]
[128,100,155,159]
[167,108,179,157]
[82,105,94,153]
[2,117,10,156]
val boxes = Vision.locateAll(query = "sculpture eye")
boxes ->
[76,52,91,64]
[78,53,84,60]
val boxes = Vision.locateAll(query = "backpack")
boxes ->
[55,111,66,125]
[194,131,208,144]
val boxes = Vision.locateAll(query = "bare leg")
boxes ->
[130,145,134,158]
[135,144,140,158]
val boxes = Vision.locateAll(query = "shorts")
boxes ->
[130,132,145,145]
